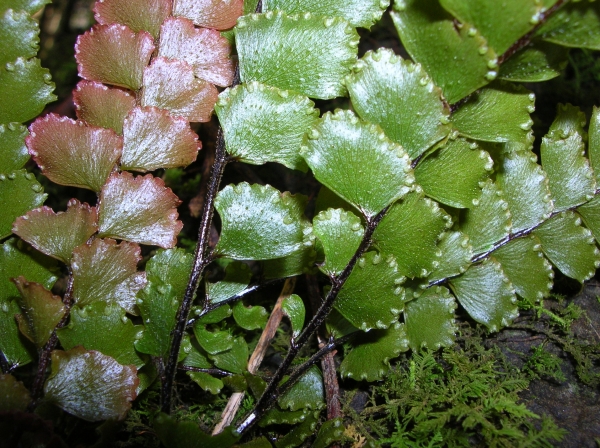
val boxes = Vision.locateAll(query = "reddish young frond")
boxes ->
[71,238,146,313]
[98,172,183,248]
[141,57,219,122]
[74,81,135,135]
[121,106,201,171]
[75,24,155,90]
[172,0,243,30]
[158,17,235,87]
[27,114,122,192]
[94,0,172,39]
[13,199,98,263]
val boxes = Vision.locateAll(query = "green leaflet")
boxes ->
[194,304,231,325]
[263,0,388,28]
[57,301,145,369]
[590,106,600,183]
[274,411,320,448]
[261,242,317,279]
[0,238,58,302]
[209,336,248,374]
[182,339,213,369]
[12,277,64,348]
[135,283,180,357]
[313,418,344,448]
[279,366,324,411]
[498,41,568,82]
[451,82,535,144]
[493,149,553,232]
[0,299,35,367]
[461,180,512,254]
[313,208,364,276]
[428,231,473,282]
[44,347,138,422]
[0,169,47,239]
[578,195,600,245]
[373,192,452,278]
[0,57,55,123]
[0,0,50,14]
[0,123,29,172]
[335,251,405,331]
[439,0,551,54]
[404,286,456,350]
[260,408,309,427]
[415,138,492,209]
[187,371,223,395]
[346,48,450,159]
[534,211,600,282]
[0,8,39,66]
[0,238,57,366]
[340,322,409,381]
[449,258,518,332]
[232,300,268,330]
[541,104,596,212]
[493,235,553,302]
[0,374,30,412]
[206,261,252,305]
[145,248,193,300]
[235,11,358,99]
[216,82,318,171]
[536,0,600,50]
[193,324,234,355]
[301,109,414,218]
[391,0,498,103]
[215,183,311,260]
[282,294,305,339]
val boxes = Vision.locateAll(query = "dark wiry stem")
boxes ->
[178,365,233,376]
[235,207,389,435]
[27,273,74,411]
[306,274,342,422]
[275,333,355,400]
[0,351,9,374]
[450,0,570,112]
[429,188,600,287]
[497,0,569,65]
[161,131,228,414]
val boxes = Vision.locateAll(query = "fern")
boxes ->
[1,0,600,446]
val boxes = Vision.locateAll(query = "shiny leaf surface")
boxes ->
[215,182,310,260]
[73,81,135,135]
[27,114,122,192]
[301,109,414,218]
[13,199,98,263]
[141,58,218,123]
[98,172,183,248]
[121,106,200,172]
[44,347,138,421]
[347,48,450,159]
[216,81,318,171]
[158,16,234,87]
[340,323,409,381]
[373,192,452,278]
[313,208,363,276]
[336,251,405,331]
[0,169,46,239]
[75,24,154,90]
[415,138,492,209]
[72,238,146,313]
[235,11,358,99]
[449,258,518,332]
